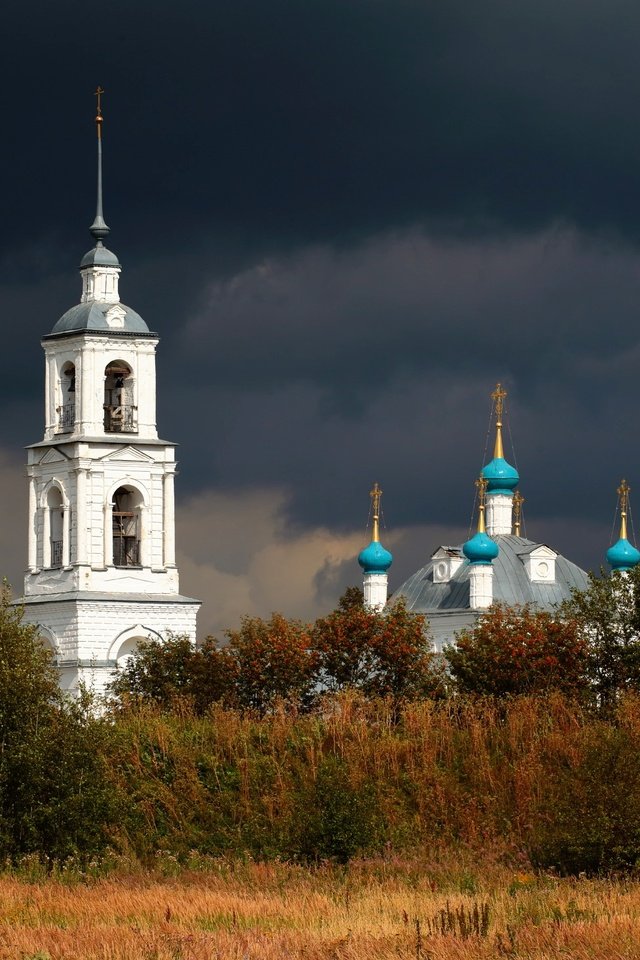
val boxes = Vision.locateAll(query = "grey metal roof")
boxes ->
[80,244,120,268]
[49,301,150,336]
[393,535,589,614]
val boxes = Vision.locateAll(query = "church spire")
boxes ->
[476,476,487,534]
[619,478,629,541]
[79,87,121,303]
[370,481,382,543]
[491,382,506,460]
[512,491,524,536]
[89,86,110,244]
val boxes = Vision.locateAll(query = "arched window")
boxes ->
[47,486,64,568]
[110,627,163,669]
[37,628,57,662]
[57,362,76,433]
[112,486,142,567]
[104,361,136,433]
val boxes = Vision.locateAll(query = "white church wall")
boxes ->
[22,596,198,696]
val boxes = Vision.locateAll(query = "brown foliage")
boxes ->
[446,603,589,698]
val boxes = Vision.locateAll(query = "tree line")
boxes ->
[112,569,640,711]
[3,568,640,872]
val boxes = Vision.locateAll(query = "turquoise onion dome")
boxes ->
[463,530,499,565]
[358,539,393,573]
[606,537,640,572]
[358,482,393,573]
[463,476,499,565]
[481,456,519,495]
[607,480,640,572]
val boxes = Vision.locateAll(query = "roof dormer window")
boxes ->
[431,546,464,583]
[520,544,557,583]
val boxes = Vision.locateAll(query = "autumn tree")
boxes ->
[560,566,640,707]
[311,587,379,693]
[312,588,440,699]
[0,588,116,859]
[110,634,239,713]
[445,602,589,698]
[226,613,317,712]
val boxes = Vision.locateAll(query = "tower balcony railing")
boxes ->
[104,404,137,434]
[56,403,76,433]
[50,540,63,569]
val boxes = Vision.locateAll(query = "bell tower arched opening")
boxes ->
[112,485,143,568]
[104,361,136,433]
[57,362,76,434]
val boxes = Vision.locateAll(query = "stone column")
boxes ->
[62,503,70,568]
[138,504,148,568]
[75,468,87,565]
[42,502,51,569]
[163,470,176,568]
[103,500,112,567]
[28,476,38,572]
[45,354,57,438]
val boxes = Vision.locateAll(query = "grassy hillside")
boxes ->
[104,693,640,873]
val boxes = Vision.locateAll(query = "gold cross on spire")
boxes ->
[618,478,630,540]
[475,476,488,534]
[490,382,507,458]
[491,382,507,423]
[370,482,382,542]
[95,86,105,140]
[513,491,524,536]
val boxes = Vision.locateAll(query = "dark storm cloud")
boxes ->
[4,0,640,264]
[3,0,640,624]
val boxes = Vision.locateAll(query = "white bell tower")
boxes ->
[19,90,200,693]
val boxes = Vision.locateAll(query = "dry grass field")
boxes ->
[0,857,640,960]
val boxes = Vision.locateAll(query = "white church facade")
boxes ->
[17,93,199,693]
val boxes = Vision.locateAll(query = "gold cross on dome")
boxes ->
[618,478,630,514]
[491,382,507,422]
[369,482,382,517]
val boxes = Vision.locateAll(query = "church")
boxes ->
[358,385,640,651]
[16,93,200,693]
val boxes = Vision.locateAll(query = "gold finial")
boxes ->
[618,478,630,540]
[95,86,105,140]
[370,482,382,543]
[491,382,507,459]
[513,491,525,536]
[475,476,488,534]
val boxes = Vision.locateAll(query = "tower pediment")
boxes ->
[39,447,70,465]
[99,446,154,463]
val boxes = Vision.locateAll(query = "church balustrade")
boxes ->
[50,540,63,569]
[113,537,140,567]
[103,403,137,433]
